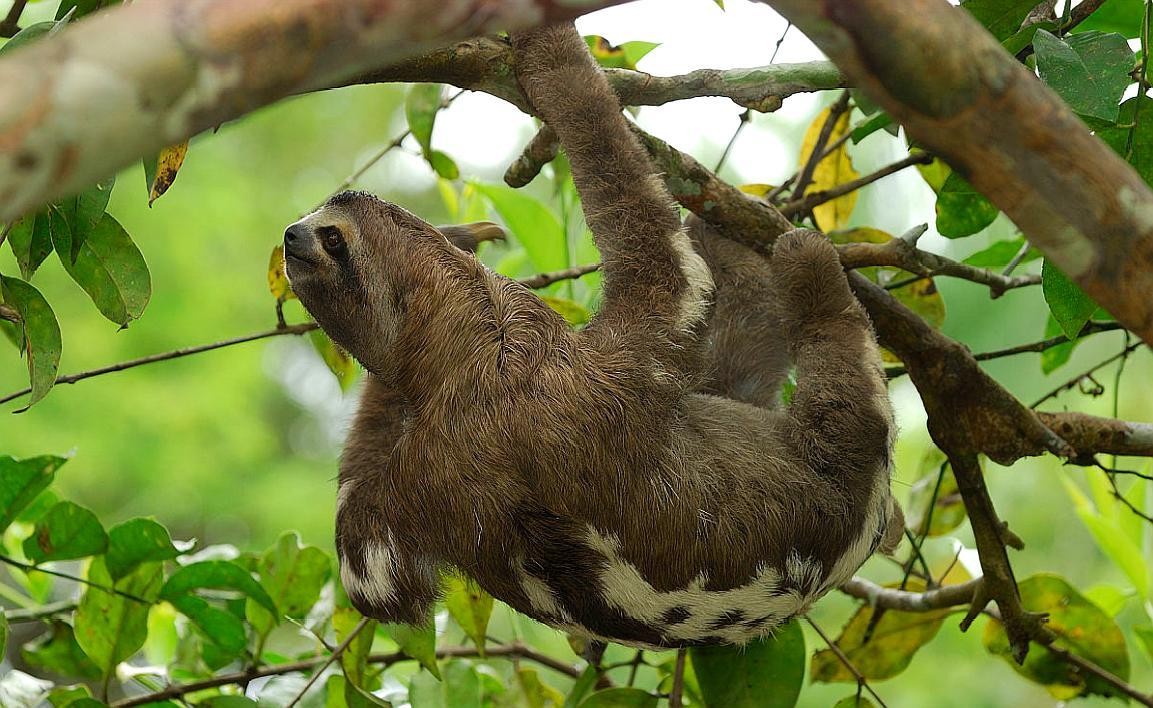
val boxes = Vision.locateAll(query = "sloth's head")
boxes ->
[283,190,502,372]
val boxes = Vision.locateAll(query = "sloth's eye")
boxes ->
[318,226,347,258]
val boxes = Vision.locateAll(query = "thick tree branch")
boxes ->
[758,0,1153,347]
[0,0,636,222]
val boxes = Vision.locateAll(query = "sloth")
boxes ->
[283,23,901,647]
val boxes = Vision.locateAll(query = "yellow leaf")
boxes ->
[148,141,189,205]
[738,183,775,197]
[799,107,859,230]
[267,245,296,302]
[540,296,590,326]
[310,330,358,391]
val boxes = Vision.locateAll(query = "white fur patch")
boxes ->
[515,557,573,622]
[667,225,715,331]
[584,527,815,644]
[341,535,400,607]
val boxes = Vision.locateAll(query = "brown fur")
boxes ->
[283,24,900,646]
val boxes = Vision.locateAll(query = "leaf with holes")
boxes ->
[960,0,1044,40]
[0,455,67,532]
[74,557,162,679]
[1,276,62,409]
[811,582,949,682]
[51,212,151,326]
[692,620,805,707]
[983,574,1130,700]
[7,213,54,280]
[444,576,494,656]
[105,518,182,581]
[23,501,108,562]
[799,106,859,231]
[1042,259,1098,339]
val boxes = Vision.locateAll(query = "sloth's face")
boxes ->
[283,191,441,371]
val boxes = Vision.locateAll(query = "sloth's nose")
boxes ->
[284,223,309,252]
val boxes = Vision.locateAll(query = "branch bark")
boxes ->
[758,0,1153,347]
[0,0,634,222]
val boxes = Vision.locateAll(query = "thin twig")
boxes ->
[669,648,687,708]
[113,640,588,707]
[1031,340,1145,408]
[804,616,889,708]
[0,555,150,604]
[4,600,77,623]
[837,237,1040,297]
[781,151,934,217]
[973,321,1125,361]
[285,617,370,708]
[0,265,601,406]
[713,110,750,173]
[0,0,28,37]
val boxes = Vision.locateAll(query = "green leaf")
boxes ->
[1074,510,1150,598]
[0,22,56,55]
[21,620,102,680]
[850,113,894,144]
[105,518,182,581]
[51,212,150,326]
[23,501,108,562]
[584,36,660,70]
[1097,96,1153,184]
[7,213,54,280]
[444,576,493,656]
[74,557,163,678]
[429,151,460,180]
[540,296,591,326]
[935,171,999,238]
[335,607,376,689]
[1,276,62,409]
[246,532,332,634]
[406,84,444,154]
[56,0,115,20]
[0,455,67,533]
[197,698,259,708]
[1074,0,1144,38]
[1040,314,1077,374]
[0,612,6,658]
[905,454,967,537]
[833,697,876,708]
[983,574,1130,700]
[474,184,568,272]
[46,685,96,707]
[1134,626,1153,661]
[1034,30,1133,124]
[310,330,358,392]
[691,620,805,706]
[578,688,656,707]
[386,621,441,679]
[168,594,247,658]
[160,560,277,615]
[961,0,1043,40]
[55,177,116,264]
[962,237,1039,268]
[519,667,566,708]
[1041,259,1097,339]
[812,583,949,681]
[563,666,598,708]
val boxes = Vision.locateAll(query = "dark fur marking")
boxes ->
[661,606,691,626]
[707,609,747,630]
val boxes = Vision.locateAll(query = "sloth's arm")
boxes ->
[511,25,713,379]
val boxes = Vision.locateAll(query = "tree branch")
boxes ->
[0,0,637,222]
[840,576,981,611]
[972,321,1124,360]
[804,616,890,708]
[0,0,27,38]
[757,0,1153,347]
[781,151,934,218]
